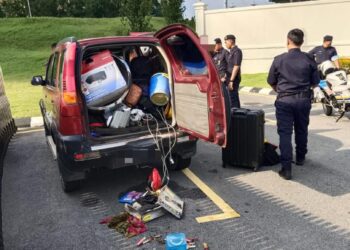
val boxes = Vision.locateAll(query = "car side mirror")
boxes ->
[31,76,45,86]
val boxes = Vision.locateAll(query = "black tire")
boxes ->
[60,175,81,193]
[168,155,192,171]
[322,103,333,116]
[58,158,81,193]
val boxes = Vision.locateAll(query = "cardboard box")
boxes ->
[81,50,129,107]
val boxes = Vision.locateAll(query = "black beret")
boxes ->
[324,35,333,42]
[224,34,236,41]
[214,38,222,44]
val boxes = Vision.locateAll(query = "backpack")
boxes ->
[262,142,280,166]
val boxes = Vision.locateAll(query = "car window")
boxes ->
[166,34,208,76]
[50,52,59,87]
[58,50,66,89]
[45,55,54,84]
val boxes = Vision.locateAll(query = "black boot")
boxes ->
[279,168,292,180]
[296,155,305,166]
[296,158,305,166]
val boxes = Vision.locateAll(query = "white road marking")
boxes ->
[228,171,350,232]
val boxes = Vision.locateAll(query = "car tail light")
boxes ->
[63,91,77,104]
[74,152,101,161]
[59,42,84,136]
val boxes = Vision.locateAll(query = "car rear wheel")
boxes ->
[60,175,81,193]
[168,155,192,171]
[58,158,81,193]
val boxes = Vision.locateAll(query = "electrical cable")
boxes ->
[142,107,177,187]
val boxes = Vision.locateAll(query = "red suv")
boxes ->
[31,24,228,192]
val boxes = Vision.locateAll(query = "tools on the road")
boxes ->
[136,234,165,247]
[134,233,203,249]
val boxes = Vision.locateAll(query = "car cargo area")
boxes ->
[79,43,175,139]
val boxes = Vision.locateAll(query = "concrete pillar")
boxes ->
[194,0,208,44]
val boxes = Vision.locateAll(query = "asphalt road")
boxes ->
[2,92,350,250]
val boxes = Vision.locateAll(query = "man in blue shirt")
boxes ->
[223,34,243,108]
[309,35,340,69]
[267,29,320,180]
[212,38,227,78]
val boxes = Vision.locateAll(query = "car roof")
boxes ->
[78,36,159,47]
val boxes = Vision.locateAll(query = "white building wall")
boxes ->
[195,0,350,73]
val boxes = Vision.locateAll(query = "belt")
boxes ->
[277,91,311,100]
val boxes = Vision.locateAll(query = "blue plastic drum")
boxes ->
[149,73,170,106]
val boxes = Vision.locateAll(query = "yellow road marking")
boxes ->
[182,168,240,223]
[265,118,277,125]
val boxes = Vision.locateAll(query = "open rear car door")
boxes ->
[155,24,227,146]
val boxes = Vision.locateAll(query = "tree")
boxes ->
[0,5,5,17]
[161,0,185,25]
[30,0,58,17]
[120,0,153,31]
[1,0,27,17]
[85,0,121,18]
[1,0,122,17]
[152,0,161,17]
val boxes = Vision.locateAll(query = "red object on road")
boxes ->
[148,168,162,191]
[99,216,113,224]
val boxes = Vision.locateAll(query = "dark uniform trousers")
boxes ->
[275,95,311,169]
[226,75,241,108]
[225,46,243,109]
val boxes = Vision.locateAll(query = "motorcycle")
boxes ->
[313,60,350,122]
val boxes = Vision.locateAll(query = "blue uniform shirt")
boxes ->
[225,46,243,83]
[212,48,227,76]
[308,46,338,65]
[267,48,320,94]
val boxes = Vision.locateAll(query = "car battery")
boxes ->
[81,50,130,107]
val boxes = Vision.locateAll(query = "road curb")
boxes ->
[15,117,43,129]
[14,87,275,128]
[239,86,276,96]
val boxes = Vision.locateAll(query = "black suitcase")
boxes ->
[222,108,265,171]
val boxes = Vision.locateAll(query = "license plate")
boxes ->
[177,136,189,143]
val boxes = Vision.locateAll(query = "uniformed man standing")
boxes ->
[212,38,227,78]
[267,29,320,180]
[223,34,243,108]
[309,35,340,69]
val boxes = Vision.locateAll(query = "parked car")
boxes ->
[31,24,228,192]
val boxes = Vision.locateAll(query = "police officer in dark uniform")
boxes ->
[224,34,243,108]
[212,38,227,78]
[309,35,340,69]
[267,29,320,180]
